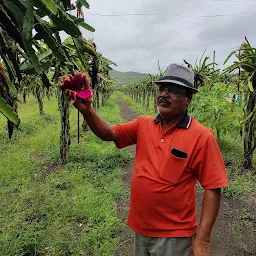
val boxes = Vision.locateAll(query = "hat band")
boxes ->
[161,76,193,88]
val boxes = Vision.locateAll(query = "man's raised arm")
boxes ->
[73,98,119,141]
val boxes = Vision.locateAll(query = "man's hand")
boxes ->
[73,97,92,113]
[191,188,221,256]
[64,89,118,141]
[64,90,92,114]
[191,238,210,256]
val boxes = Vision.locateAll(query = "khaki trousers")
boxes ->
[134,233,193,256]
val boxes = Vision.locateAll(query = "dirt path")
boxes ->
[116,102,256,256]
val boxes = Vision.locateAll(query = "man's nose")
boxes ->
[160,88,170,96]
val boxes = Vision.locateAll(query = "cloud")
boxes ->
[77,0,256,73]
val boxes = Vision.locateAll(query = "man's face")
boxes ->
[156,84,191,119]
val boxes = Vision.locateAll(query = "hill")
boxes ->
[110,70,150,86]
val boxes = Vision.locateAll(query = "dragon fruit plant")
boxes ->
[60,73,93,104]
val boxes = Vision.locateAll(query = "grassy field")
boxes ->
[0,93,132,255]
[0,91,255,255]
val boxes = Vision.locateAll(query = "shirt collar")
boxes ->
[153,113,192,129]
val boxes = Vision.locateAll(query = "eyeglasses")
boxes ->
[157,85,188,96]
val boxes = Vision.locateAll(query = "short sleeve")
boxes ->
[113,117,140,149]
[193,134,228,189]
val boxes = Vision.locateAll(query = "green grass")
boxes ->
[119,92,256,198]
[1,90,255,255]
[0,93,132,255]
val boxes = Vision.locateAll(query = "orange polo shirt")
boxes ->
[113,114,228,238]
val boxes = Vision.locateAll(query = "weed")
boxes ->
[0,94,132,255]
[229,209,255,252]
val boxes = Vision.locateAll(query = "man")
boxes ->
[67,64,228,256]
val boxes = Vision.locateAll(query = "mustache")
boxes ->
[159,97,171,104]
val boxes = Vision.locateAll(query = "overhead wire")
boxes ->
[81,3,256,69]
[212,0,256,2]
[83,12,256,18]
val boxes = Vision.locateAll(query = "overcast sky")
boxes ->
[72,0,256,74]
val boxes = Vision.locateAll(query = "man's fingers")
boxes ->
[64,90,77,101]
[64,90,92,110]
[64,90,71,101]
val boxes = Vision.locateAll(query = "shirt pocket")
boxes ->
[159,153,187,184]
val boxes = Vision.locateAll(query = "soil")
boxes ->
[116,102,256,256]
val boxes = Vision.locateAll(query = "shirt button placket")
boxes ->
[160,138,164,143]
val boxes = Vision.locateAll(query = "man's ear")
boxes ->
[187,99,192,107]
